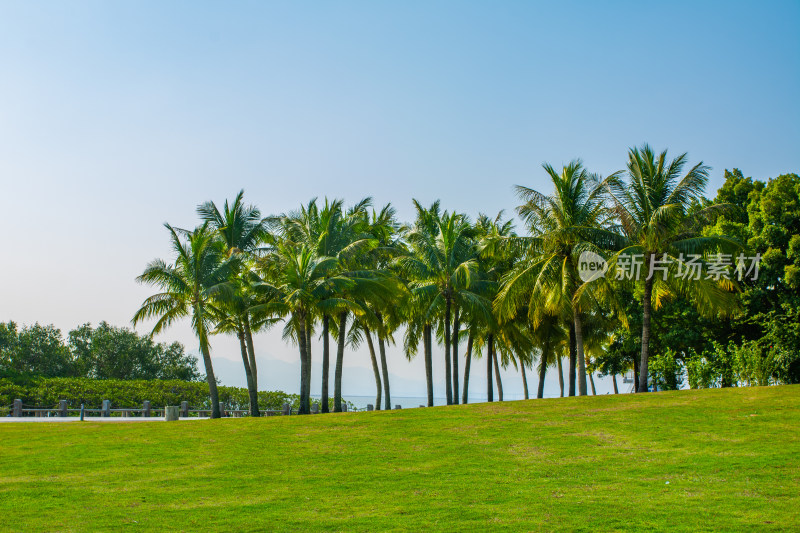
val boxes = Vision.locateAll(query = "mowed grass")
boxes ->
[0,386,798,532]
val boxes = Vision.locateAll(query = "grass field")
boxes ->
[1,386,798,532]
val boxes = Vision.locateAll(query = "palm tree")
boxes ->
[496,160,619,396]
[604,144,740,392]
[398,204,479,405]
[198,190,267,417]
[528,313,567,399]
[133,223,237,418]
[255,244,355,414]
[269,198,374,412]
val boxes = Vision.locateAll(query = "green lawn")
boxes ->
[1,386,798,532]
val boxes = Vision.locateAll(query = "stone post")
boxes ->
[282,403,291,415]
[311,403,319,414]
[143,401,151,417]
[180,401,189,418]
[366,404,374,411]
[164,406,179,421]
[342,404,348,412]
[395,405,402,410]
[101,400,111,417]
[13,399,22,417]
[58,400,68,417]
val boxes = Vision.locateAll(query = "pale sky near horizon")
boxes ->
[1,1,799,398]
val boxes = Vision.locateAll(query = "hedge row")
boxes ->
[0,377,298,412]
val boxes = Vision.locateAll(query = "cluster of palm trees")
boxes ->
[133,144,738,418]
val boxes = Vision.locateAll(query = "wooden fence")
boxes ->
[5,399,352,418]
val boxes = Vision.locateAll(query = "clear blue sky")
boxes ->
[1,1,798,398]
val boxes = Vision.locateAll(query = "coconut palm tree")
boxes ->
[496,160,619,396]
[198,190,268,416]
[133,223,238,418]
[398,205,479,405]
[604,144,740,392]
[255,244,357,414]
[269,198,376,412]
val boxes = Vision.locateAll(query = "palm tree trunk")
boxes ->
[486,335,494,402]
[238,328,259,417]
[557,354,564,397]
[424,324,433,407]
[493,347,503,401]
[243,315,258,392]
[462,332,473,404]
[521,362,529,400]
[444,298,453,405]
[589,372,596,395]
[452,307,460,405]
[537,358,547,399]
[364,326,382,410]
[306,320,313,409]
[334,311,347,412]
[574,313,588,396]
[568,324,577,396]
[194,304,220,419]
[612,374,619,394]
[638,273,655,393]
[296,315,310,415]
[377,329,391,411]
[321,314,330,413]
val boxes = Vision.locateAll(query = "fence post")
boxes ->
[180,401,189,418]
[13,399,22,417]
[282,403,291,415]
[58,400,68,417]
[143,400,151,417]
[165,406,179,421]
[102,400,111,417]
[366,404,374,411]
[80,404,85,421]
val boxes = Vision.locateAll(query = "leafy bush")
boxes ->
[649,348,683,391]
[0,377,292,412]
[0,377,352,414]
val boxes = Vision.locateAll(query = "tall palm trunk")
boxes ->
[612,374,619,394]
[452,307,460,405]
[334,311,347,412]
[486,335,494,402]
[537,358,547,399]
[638,272,654,393]
[296,315,311,415]
[557,355,564,397]
[321,314,330,413]
[589,372,596,395]
[238,328,259,417]
[568,324,577,396]
[364,327,382,410]
[306,322,313,408]
[243,315,258,391]
[521,362,529,399]
[574,313,588,396]
[462,332,473,404]
[493,347,504,401]
[194,303,220,419]
[444,298,453,405]
[424,324,433,407]
[377,326,391,410]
